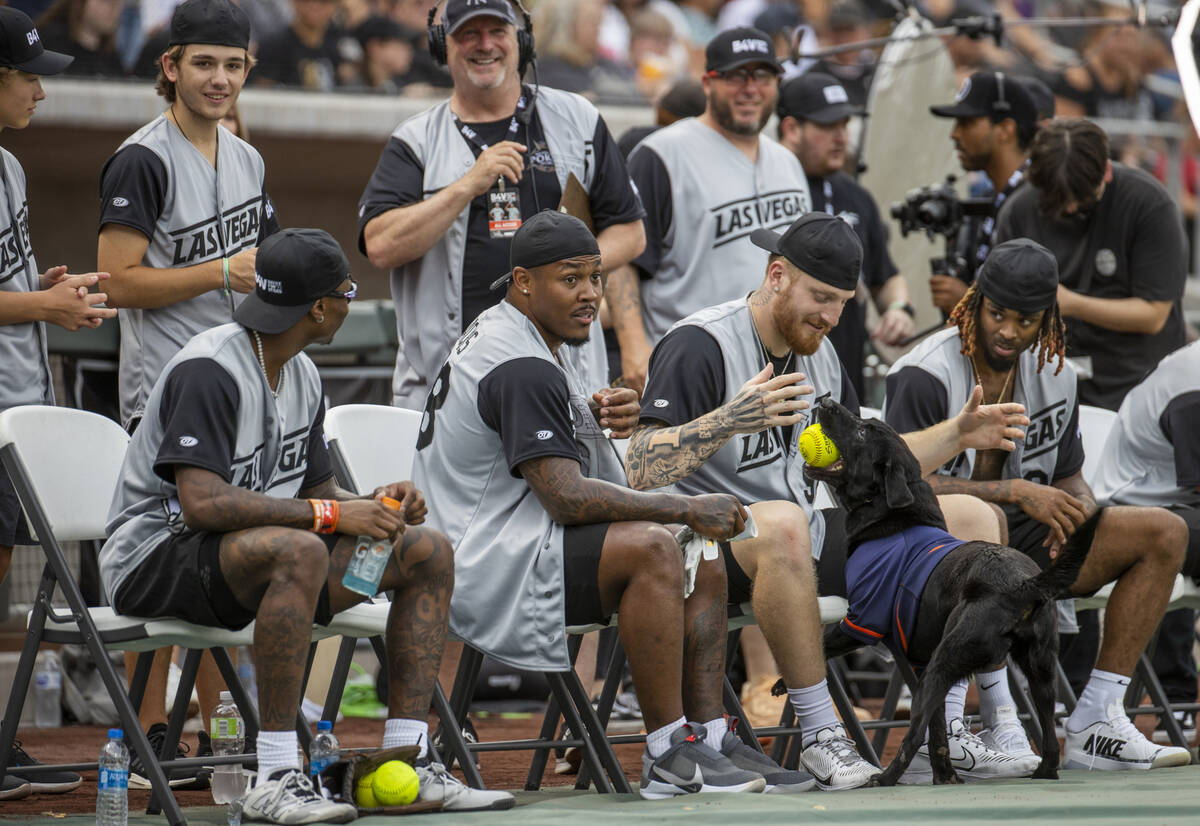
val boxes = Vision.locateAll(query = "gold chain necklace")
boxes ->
[971,355,1015,405]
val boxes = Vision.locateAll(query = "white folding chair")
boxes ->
[0,406,261,825]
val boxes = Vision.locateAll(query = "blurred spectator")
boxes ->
[254,0,362,89]
[755,1,802,61]
[808,0,875,107]
[1020,75,1056,125]
[534,0,642,103]
[617,77,706,157]
[934,0,1002,80]
[628,8,683,103]
[355,14,414,92]
[675,0,720,48]
[1050,1,1154,122]
[221,102,251,139]
[36,0,126,76]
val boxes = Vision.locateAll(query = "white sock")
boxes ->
[256,730,299,783]
[944,678,968,729]
[646,716,686,758]
[976,667,1017,726]
[702,716,727,747]
[1069,669,1130,729]
[789,679,840,748]
[383,718,429,758]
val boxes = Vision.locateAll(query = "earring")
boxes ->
[773,287,780,294]
[522,289,530,295]
[314,313,325,324]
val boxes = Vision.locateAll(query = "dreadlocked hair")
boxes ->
[950,283,1068,375]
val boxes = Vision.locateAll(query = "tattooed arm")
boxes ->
[625,365,813,490]
[176,466,407,539]
[520,456,747,540]
[927,473,1091,548]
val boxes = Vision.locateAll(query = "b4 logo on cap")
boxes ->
[26,29,40,46]
[955,77,971,102]
[731,38,769,54]
[823,85,849,104]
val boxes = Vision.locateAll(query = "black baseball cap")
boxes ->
[0,7,72,75]
[777,72,863,123]
[235,229,351,334]
[930,71,1036,131]
[705,27,781,75]
[1019,76,1055,121]
[442,0,517,34]
[975,238,1059,313]
[169,0,252,50]
[490,211,600,291]
[750,213,862,291]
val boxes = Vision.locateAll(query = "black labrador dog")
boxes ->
[802,398,1102,785]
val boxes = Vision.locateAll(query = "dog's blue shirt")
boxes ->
[840,525,963,657]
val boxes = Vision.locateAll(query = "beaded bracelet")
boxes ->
[222,257,231,297]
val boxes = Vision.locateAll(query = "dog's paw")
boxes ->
[1032,763,1058,781]
[932,771,964,786]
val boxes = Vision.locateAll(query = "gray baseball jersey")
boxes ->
[100,322,328,602]
[0,148,52,409]
[411,300,624,671]
[1092,340,1200,509]
[884,327,1084,485]
[639,298,853,559]
[629,119,811,343]
[99,117,278,425]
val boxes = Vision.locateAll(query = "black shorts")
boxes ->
[114,530,339,631]
[0,465,35,548]
[1001,503,1056,568]
[1169,504,1200,580]
[563,523,611,628]
[723,507,849,604]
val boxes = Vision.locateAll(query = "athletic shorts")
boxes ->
[722,507,848,605]
[0,466,35,548]
[563,523,611,628]
[113,530,339,631]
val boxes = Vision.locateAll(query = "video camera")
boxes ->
[890,175,992,241]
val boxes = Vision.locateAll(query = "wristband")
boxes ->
[308,499,339,534]
[222,257,231,297]
[888,300,916,318]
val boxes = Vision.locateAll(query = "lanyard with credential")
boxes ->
[450,88,530,155]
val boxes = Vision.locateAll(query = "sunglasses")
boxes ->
[709,67,779,87]
[325,279,358,302]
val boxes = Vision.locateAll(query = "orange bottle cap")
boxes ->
[380,496,402,511]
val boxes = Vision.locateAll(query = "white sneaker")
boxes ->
[414,758,515,811]
[899,718,1040,784]
[1063,703,1191,771]
[241,768,356,825]
[800,725,879,790]
[979,705,1036,758]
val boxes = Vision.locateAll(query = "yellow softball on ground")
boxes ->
[355,770,378,807]
[798,423,839,467]
[372,760,420,806]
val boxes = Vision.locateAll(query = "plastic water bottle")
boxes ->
[309,721,340,796]
[342,497,402,595]
[97,729,129,826]
[210,691,246,805]
[34,650,62,728]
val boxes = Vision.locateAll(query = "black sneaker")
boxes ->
[129,723,207,790]
[1,774,33,801]
[718,725,815,793]
[7,740,83,794]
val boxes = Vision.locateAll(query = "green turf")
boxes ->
[14,767,1200,825]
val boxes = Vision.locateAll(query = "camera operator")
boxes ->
[776,72,915,397]
[994,118,1187,412]
[927,71,1037,314]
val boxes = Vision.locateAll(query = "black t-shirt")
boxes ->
[627,146,672,279]
[357,108,644,332]
[995,164,1187,410]
[811,171,898,398]
[885,365,1085,481]
[96,145,280,243]
[1162,391,1200,489]
[477,357,582,476]
[255,26,358,90]
[640,325,860,449]
[152,359,333,489]
[38,24,125,77]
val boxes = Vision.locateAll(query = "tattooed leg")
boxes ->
[595,522,687,733]
[682,553,728,722]
[326,527,454,719]
[219,527,330,731]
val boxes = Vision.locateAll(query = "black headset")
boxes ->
[992,71,1010,115]
[427,0,536,77]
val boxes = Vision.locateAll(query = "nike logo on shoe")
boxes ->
[1082,733,1126,759]
[654,764,703,792]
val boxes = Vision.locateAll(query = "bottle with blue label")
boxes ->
[97,728,129,826]
[309,721,340,796]
[341,496,402,596]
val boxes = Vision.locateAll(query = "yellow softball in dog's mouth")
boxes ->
[798,423,840,468]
